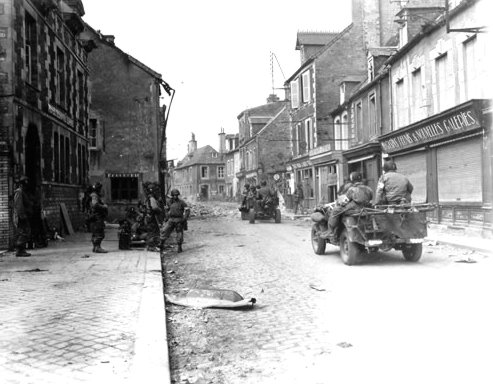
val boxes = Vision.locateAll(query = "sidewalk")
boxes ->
[0,228,170,384]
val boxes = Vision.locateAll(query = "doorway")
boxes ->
[25,125,47,247]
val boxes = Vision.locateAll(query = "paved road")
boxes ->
[164,213,493,384]
[0,230,169,384]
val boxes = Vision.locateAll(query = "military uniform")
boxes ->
[376,171,414,205]
[144,185,162,251]
[88,186,108,253]
[160,189,190,254]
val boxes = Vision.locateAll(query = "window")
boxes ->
[395,79,407,128]
[369,93,377,137]
[54,132,59,182]
[305,119,312,150]
[297,123,306,155]
[217,166,224,178]
[60,134,65,182]
[368,56,375,81]
[25,12,37,85]
[89,119,97,148]
[435,54,451,112]
[463,36,478,100]
[65,136,70,184]
[302,71,311,103]
[341,113,349,150]
[211,152,217,158]
[334,117,341,151]
[77,143,82,185]
[411,68,424,121]
[290,79,300,108]
[77,70,84,117]
[398,22,408,48]
[355,101,363,140]
[201,166,209,179]
[56,47,66,107]
[218,185,225,194]
[111,177,138,201]
[335,114,349,150]
[339,84,346,105]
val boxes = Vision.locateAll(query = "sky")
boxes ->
[81,0,353,161]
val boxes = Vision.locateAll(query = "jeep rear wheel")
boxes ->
[402,243,422,262]
[274,209,281,223]
[311,224,326,255]
[339,229,363,265]
[249,208,255,224]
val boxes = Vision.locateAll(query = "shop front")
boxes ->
[310,144,344,204]
[343,142,382,196]
[291,158,315,211]
[379,99,492,231]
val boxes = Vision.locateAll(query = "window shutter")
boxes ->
[291,80,299,108]
[302,71,311,102]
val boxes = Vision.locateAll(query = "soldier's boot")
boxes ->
[177,244,183,253]
[92,242,96,253]
[16,246,31,257]
[94,243,108,253]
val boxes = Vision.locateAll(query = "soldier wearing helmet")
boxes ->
[376,160,413,205]
[239,183,250,212]
[322,171,373,241]
[87,181,108,253]
[160,188,190,254]
[144,181,162,252]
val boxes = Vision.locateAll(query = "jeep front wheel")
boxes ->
[311,224,326,255]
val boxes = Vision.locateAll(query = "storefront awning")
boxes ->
[347,154,375,164]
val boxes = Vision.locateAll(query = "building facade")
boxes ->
[236,96,289,191]
[381,0,491,231]
[0,0,91,248]
[223,131,239,199]
[172,134,226,201]
[83,24,166,219]
[285,0,402,210]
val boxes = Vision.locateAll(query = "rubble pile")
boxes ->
[188,201,239,218]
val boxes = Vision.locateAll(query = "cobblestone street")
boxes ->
[164,209,493,384]
[0,229,168,384]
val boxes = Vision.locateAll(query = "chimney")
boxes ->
[266,94,280,103]
[218,128,226,154]
[102,34,115,45]
[188,133,197,154]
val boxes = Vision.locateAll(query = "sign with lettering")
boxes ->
[380,102,482,153]
[48,103,74,127]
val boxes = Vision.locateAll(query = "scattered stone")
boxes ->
[337,342,353,348]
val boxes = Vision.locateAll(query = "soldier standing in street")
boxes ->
[144,182,163,252]
[88,182,109,253]
[159,189,190,254]
[293,183,305,214]
[13,176,33,257]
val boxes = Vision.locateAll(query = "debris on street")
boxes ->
[309,283,327,291]
[165,288,256,309]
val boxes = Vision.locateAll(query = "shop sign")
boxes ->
[106,173,139,178]
[381,103,481,153]
[48,103,74,127]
